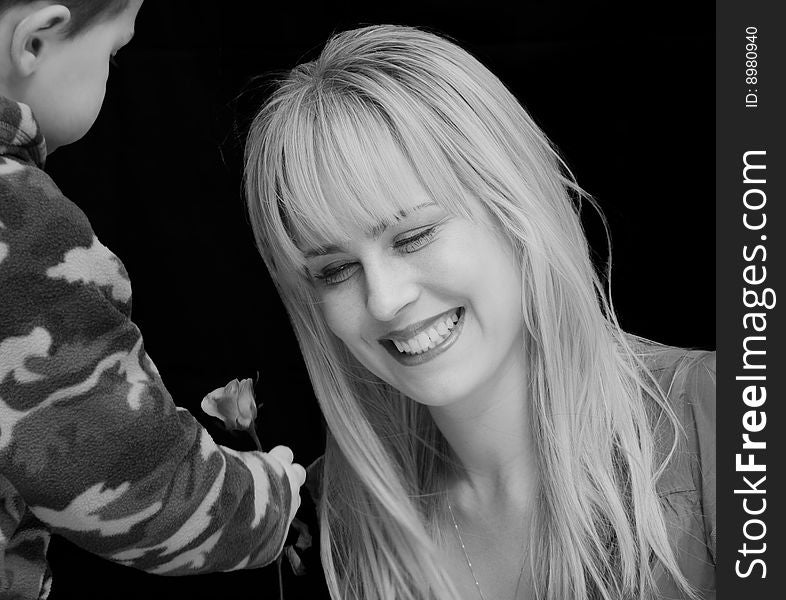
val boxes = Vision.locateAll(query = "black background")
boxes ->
[44,1,714,598]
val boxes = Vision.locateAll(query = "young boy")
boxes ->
[0,1,305,597]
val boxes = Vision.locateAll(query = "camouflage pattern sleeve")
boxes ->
[0,162,294,575]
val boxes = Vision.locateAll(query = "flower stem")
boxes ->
[248,426,263,452]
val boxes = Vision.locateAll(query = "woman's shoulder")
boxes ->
[632,339,715,443]
[634,337,716,514]
[633,339,715,392]
[632,340,717,593]
[629,338,715,422]
[627,337,715,485]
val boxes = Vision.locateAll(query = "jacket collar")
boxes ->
[0,95,47,168]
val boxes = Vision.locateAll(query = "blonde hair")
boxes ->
[245,25,692,600]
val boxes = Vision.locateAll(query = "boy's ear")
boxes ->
[10,5,71,76]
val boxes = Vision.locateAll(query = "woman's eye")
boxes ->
[314,262,359,286]
[394,225,438,253]
[311,224,440,286]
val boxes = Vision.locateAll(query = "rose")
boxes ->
[201,377,258,430]
[201,377,266,451]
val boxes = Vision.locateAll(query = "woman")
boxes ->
[244,25,715,600]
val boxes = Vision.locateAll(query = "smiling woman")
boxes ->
[244,24,716,600]
[302,188,525,407]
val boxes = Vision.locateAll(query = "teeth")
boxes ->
[389,309,463,355]
[416,332,431,351]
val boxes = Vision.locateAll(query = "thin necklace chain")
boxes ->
[447,500,527,600]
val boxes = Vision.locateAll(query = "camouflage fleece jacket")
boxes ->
[0,96,294,598]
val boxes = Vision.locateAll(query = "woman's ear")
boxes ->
[10,5,71,77]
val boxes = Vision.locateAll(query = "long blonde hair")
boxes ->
[245,25,692,600]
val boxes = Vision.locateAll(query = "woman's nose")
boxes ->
[364,258,419,322]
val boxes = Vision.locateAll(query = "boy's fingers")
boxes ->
[266,447,306,517]
[290,462,307,487]
[287,466,304,520]
[268,445,294,465]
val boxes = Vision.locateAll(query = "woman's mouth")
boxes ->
[380,307,465,366]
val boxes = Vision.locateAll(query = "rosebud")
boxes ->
[201,377,259,431]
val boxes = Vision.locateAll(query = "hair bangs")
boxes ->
[271,87,483,271]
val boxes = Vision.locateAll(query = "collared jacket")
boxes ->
[0,96,294,599]
[648,345,715,599]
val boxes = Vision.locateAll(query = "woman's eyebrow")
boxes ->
[303,202,435,258]
[304,244,343,259]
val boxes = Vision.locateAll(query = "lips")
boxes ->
[379,307,465,365]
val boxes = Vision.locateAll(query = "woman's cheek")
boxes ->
[321,291,362,344]
[321,301,345,341]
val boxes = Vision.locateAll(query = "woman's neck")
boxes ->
[429,347,538,509]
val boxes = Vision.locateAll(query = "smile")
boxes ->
[380,307,465,365]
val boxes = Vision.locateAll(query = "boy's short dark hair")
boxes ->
[0,0,130,38]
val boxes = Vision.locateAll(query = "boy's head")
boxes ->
[0,0,143,152]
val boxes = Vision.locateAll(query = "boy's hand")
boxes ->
[267,445,307,522]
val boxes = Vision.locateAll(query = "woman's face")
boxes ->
[303,184,526,408]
